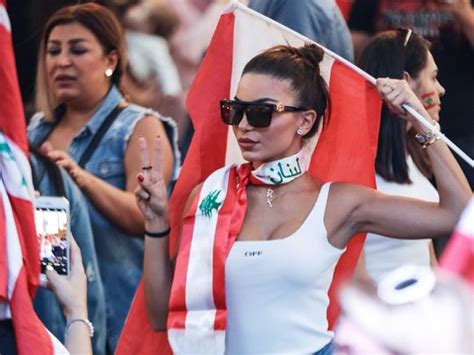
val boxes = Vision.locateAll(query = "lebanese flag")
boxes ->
[0,2,66,353]
[439,196,474,287]
[117,3,381,354]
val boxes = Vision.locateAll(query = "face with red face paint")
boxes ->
[408,52,445,122]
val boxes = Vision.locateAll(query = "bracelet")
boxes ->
[144,227,171,238]
[66,318,94,338]
[414,121,441,148]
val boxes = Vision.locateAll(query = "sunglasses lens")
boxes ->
[220,101,244,125]
[246,104,273,128]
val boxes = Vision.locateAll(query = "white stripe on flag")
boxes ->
[0,4,11,32]
[0,181,22,318]
[0,133,35,200]
[185,167,232,330]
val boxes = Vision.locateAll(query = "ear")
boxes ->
[105,50,119,71]
[403,71,417,91]
[297,109,318,136]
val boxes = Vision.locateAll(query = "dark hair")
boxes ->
[358,29,432,183]
[36,3,126,119]
[242,43,330,138]
[30,146,65,197]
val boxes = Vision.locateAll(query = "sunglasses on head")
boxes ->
[220,99,307,128]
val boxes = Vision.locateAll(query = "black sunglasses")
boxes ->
[220,99,307,128]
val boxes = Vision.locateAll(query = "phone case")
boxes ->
[34,196,71,286]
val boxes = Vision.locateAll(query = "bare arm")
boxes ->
[135,137,199,330]
[47,115,174,235]
[328,78,471,247]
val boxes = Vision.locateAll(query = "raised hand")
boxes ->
[376,78,431,124]
[135,137,170,232]
[46,236,88,321]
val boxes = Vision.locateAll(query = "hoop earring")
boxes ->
[105,68,114,77]
[296,128,304,136]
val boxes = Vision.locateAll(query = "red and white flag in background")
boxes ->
[0,1,66,353]
[117,3,381,354]
[439,196,474,287]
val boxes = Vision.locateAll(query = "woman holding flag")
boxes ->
[357,29,446,282]
[135,43,470,354]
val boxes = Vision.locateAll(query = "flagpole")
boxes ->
[227,1,474,168]
[402,105,474,167]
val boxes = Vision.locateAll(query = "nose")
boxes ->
[437,81,446,97]
[237,111,253,131]
[56,51,72,67]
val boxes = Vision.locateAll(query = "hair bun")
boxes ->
[286,43,324,74]
[300,43,324,67]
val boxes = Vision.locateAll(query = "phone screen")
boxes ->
[34,207,69,275]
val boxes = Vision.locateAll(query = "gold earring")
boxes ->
[105,68,114,77]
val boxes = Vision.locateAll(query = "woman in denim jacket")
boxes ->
[28,3,180,351]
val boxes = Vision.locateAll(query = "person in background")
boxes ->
[248,0,354,61]
[357,29,445,283]
[30,146,106,355]
[120,0,184,120]
[27,3,180,351]
[348,0,474,257]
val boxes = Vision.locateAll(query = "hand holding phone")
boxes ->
[34,196,71,286]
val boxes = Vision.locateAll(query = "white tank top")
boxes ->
[225,183,345,354]
[364,157,439,283]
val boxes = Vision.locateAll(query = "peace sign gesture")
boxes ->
[135,137,170,231]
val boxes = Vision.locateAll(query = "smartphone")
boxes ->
[33,196,70,286]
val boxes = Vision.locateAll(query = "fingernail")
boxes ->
[138,175,144,182]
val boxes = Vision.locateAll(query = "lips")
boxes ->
[238,137,258,149]
[54,74,76,83]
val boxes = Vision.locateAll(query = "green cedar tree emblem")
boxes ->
[424,97,434,105]
[199,190,223,218]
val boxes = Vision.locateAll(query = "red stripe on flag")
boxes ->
[212,168,238,331]
[0,11,28,155]
[168,191,202,330]
[11,196,40,297]
[169,12,235,254]
[10,267,54,355]
[439,230,474,286]
[310,61,381,328]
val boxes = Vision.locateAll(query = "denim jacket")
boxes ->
[28,86,180,351]
[31,153,107,355]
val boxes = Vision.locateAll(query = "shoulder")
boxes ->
[328,181,376,205]
[28,111,47,129]
[27,112,49,139]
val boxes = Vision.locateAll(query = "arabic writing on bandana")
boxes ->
[252,149,309,185]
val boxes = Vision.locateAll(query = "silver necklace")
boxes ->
[266,187,274,207]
